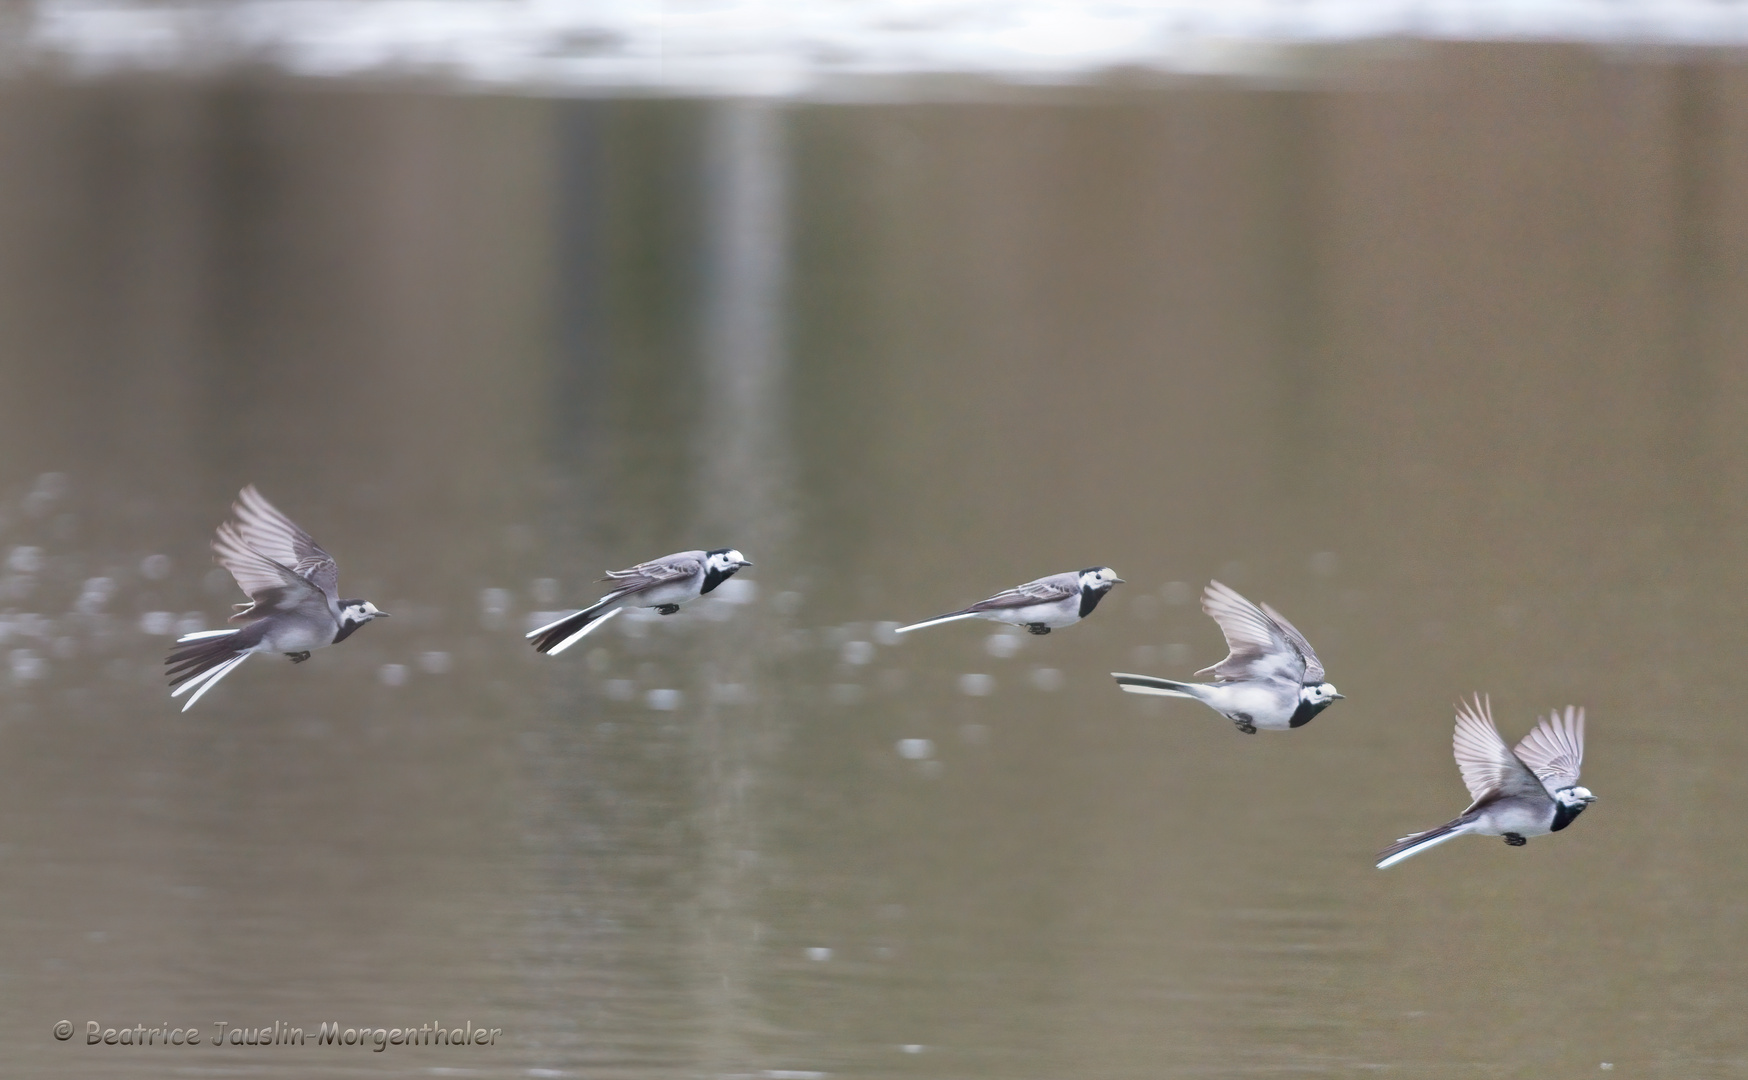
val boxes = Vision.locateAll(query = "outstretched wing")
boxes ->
[1514,706,1585,793]
[228,486,339,601]
[1452,694,1545,806]
[964,572,1078,613]
[1260,601,1325,683]
[598,551,703,598]
[1195,581,1305,683]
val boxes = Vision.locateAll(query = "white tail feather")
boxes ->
[544,605,624,655]
[177,654,250,711]
[1375,823,1473,869]
[525,601,609,640]
[176,628,240,643]
[1110,674,1197,699]
[893,612,978,635]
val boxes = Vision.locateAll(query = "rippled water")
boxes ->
[5,44,1748,1078]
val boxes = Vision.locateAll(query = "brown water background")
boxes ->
[3,42,1748,1078]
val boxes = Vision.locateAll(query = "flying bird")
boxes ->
[1376,695,1595,869]
[1111,580,1341,733]
[893,567,1124,636]
[526,548,752,656]
[165,486,389,711]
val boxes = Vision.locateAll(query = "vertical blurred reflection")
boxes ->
[690,98,794,1074]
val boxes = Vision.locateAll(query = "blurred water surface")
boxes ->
[4,42,1748,1078]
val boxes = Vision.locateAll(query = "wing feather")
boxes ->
[597,551,703,598]
[1260,601,1325,683]
[964,572,1077,613]
[1195,581,1304,683]
[1452,694,1544,805]
[1514,706,1585,793]
[213,519,320,615]
[229,486,339,600]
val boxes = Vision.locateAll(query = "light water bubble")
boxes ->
[9,649,46,682]
[897,738,933,760]
[984,633,1021,659]
[138,611,175,636]
[958,673,994,696]
[8,546,43,574]
[479,588,512,630]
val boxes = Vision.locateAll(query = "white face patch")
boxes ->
[1557,786,1596,807]
[711,549,749,571]
[1082,568,1121,590]
[1302,682,1340,703]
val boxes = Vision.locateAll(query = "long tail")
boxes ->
[165,629,251,712]
[1111,673,1202,699]
[527,604,623,655]
[1375,817,1476,869]
[893,610,978,635]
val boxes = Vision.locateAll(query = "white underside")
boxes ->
[897,597,1078,635]
[1118,678,1299,731]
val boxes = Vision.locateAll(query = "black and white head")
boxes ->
[701,548,753,594]
[339,599,389,627]
[1554,785,1597,811]
[1300,681,1344,706]
[1078,567,1125,594]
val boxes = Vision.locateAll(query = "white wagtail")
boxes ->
[1111,580,1341,733]
[165,486,389,711]
[893,567,1124,636]
[1376,695,1595,869]
[526,548,753,655]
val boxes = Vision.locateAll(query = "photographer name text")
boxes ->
[55,1019,501,1051]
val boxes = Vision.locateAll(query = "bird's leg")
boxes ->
[1026,624,1051,635]
[656,604,681,616]
[286,651,312,664]
[1503,833,1527,847]
[1232,713,1258,735]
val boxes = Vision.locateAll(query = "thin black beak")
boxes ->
[1332,692,1345,699]
[374,611,391,617]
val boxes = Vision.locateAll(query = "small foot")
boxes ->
[656,604,681,616]
[1026,624,1051,636]
[1503,833,1527,847]
[1232,714,1257,735]
[286,651,312,664]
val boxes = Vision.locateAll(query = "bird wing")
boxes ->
[963,572,1078,613]
[1452,694,1546,805]
[229,486,339,601]
[1260,601,1325,683]
[598,551,703,597]
[1514,705,1585,793]
[213,520,325,616]
[1194,580,1305,682]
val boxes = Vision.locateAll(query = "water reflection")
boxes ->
[4,43,1748,1079]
